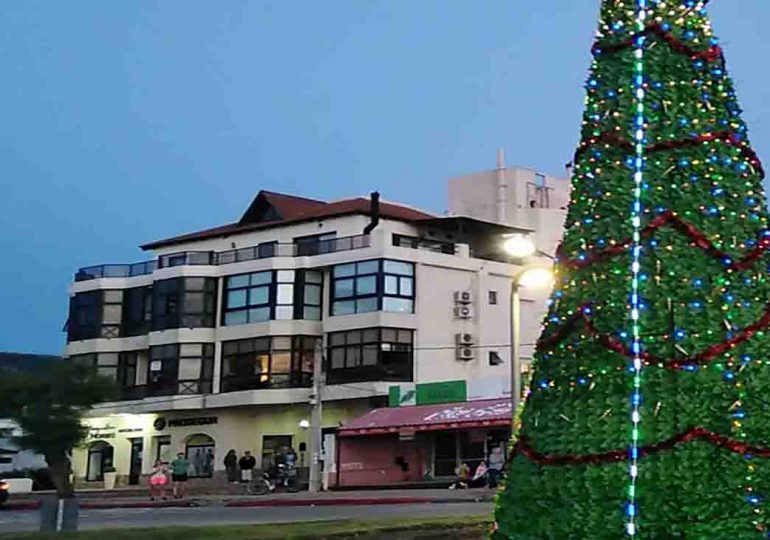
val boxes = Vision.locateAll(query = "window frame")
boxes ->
[330,259,415,316]
[326,327,414,384]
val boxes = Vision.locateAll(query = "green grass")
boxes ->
[0,516,492,540]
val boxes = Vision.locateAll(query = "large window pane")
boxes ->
[251,272,272,286]
[249,287,270,305]
[334,279,355,298]
[357,260,379,274]
[228,275,250,289]
[356,297,378,313]
[305,284,321,305]
[304,306,321,320]
[277,284,294,304]
[334,264,356,278]
[306,271,323,284]
[400,277,414,296]
[384,275,398,295]
[228,290,247,308]
[277,270,295,283]
[275,306,293,320]
[356,276,377,295]
[331,348,345,369]
[383,297,413,313]
[333,301,355,316]
[248,307,271,322]
[384,260,413,276]
[225,311,248,325]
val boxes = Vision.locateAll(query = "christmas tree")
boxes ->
[494,1,770,538]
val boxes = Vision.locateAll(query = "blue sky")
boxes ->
[1,1,768,354]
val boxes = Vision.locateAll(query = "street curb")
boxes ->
[1,496,492,512]
[1,500,201,511]
[224,496,493,507]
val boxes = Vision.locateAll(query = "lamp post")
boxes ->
[502,234,554,411]
[508,266,554,411]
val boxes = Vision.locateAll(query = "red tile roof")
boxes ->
[140,191,436,251]
[337,398,512,437]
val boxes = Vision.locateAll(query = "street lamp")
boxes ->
[508,265,554,412]
[502,233,537,259]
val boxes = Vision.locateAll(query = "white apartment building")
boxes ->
[64,174,559,487]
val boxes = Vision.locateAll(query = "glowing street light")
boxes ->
[502,234,537,259]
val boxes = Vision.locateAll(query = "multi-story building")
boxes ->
[64,183,553,487]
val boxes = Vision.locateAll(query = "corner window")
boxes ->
[326,327,413,384]
[122,286,152,337]
[294,233,336,256]
[151,278,217,330]
[221,336,319,392]
[222,270,323,325]
[223,271,272,325]
[331,260,414,316]
[67,290,123,341]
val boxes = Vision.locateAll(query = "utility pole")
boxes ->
[308,338,324,493]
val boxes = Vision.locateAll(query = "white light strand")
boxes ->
[626,1,647,537]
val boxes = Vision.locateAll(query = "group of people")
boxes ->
[449,446,506,490]
[148,452,194,500]
[223,447,298,484]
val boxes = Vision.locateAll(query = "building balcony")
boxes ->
[220,374,312,394]
[74,234,372,281]
[118,379,213,401]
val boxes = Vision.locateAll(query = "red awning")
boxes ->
[337,398,512,437]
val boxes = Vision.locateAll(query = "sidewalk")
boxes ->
[1,487,496,511]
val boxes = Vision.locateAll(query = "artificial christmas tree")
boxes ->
[494,1,770,538]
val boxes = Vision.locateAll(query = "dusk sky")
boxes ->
[1,1,768,354]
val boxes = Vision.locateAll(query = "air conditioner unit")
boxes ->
[455,333,474,346]
[453,305,474,320]
[453,291,472,304]
[456,347,474,361]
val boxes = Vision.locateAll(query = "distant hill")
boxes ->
[0,352,61,373]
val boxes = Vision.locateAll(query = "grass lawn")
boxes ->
[0,516,492,540]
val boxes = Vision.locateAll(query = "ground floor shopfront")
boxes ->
[332,398,511,487]
[73,399,373,487]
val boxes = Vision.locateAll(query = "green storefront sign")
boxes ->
[388,380,467,407]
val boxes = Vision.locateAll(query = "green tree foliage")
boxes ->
[494,1,770,538]
[0,363,115,497]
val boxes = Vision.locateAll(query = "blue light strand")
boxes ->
[626,1,647,537]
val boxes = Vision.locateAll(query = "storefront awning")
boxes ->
[337,398,512,437]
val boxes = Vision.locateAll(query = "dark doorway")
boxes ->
[86,441,114,482]
[128,438,143,485]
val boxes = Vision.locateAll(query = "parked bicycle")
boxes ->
[246,464,300,495]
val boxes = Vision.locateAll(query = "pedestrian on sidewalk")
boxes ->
[487,446,505,489]
[148,459,169,501]
[170,452,190,499]
[239,450,256,483]
[224,449,239,483]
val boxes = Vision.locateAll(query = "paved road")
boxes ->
[0,502,492,533]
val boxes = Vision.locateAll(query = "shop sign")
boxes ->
[118,428,143,434]
[389,381,467,407]
[88,426,116,440]
[422,401,511,423]
[167,417,218,428]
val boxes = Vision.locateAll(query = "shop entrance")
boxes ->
[86,441,114,482]
[185,434,215,478]
[431,429,510,478]
[128,438,143,485]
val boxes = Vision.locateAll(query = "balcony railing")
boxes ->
[117,378,213,401]
[75,261,156,282]
[392,234,455,255]
[75,234,371,280]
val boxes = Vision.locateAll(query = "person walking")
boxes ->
[487,446,505,489]
[170,452,190,499]
[238,450,256,483]
[148,459,168,501]
[224,449,239,484]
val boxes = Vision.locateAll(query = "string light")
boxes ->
[626,2,646,536]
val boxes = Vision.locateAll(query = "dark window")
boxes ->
[488,291,498,305]
[331,260,414,316]
[262,435,293,471]
[392,234,455,254]
[122,286,152,336]
[67,290,122,341]
[147,343,213,397]
[294,233,336,256]
[152,278,216,330]
[117,350,149,400]
[220,336,319,392]
[69,353,119,380]
[148,345,178,396]
[295,270,323,321]
[489,351,503,366]
[326,327,413,384]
